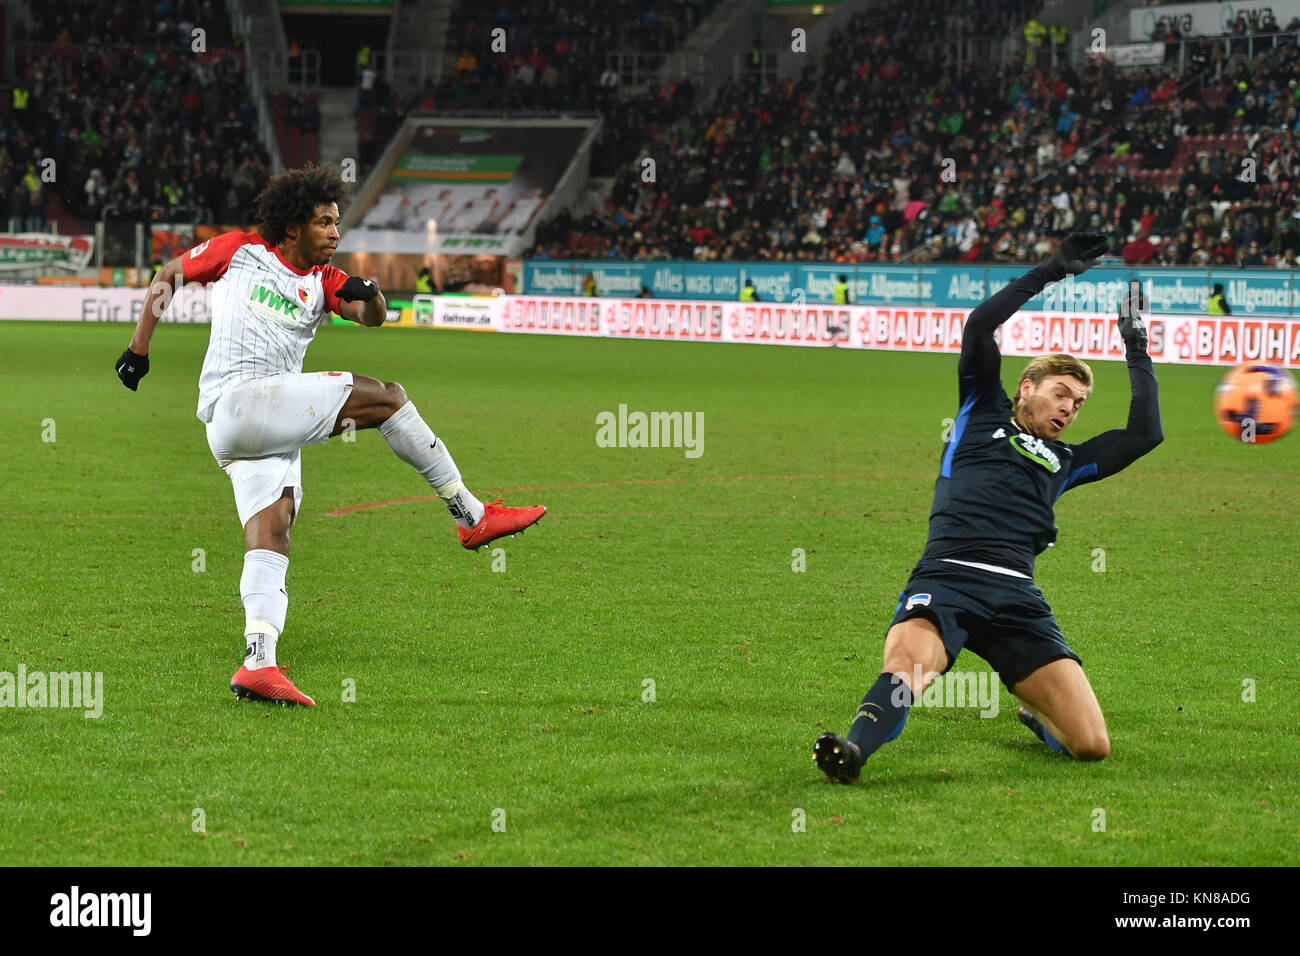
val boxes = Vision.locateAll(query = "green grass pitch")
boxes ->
[2,319,1297,866]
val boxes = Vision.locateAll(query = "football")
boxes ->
[1214,364,1299,444]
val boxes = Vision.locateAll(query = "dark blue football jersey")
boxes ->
[918,266,1164,578]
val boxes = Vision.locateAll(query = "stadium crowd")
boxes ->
[8,0,1300,271]
[3,0,268,230]
[527,0,1300,268]
[23,0,230,48]
[441,0,719,111]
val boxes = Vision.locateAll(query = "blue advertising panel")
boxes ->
[522,261,1300,314]
[1207,269,1294,316]
[733,263,799,302]
[806,264,930,304]
[1026,267,1132,313]
[1140,268,1219,316]
[926,266,1001,308]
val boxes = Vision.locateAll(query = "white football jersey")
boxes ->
[186,232,349,422]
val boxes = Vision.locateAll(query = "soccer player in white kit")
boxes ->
[115,164,546,707]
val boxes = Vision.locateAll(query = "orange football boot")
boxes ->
[458,498,547,550]
[230,664,316,707]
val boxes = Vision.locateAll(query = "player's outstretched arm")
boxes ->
[1062,290,1164,488]
[336,276,387,327]
[1113,289,1164,453]
[957,233,1111,386]
[116,257,184,390]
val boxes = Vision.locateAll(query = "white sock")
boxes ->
[241,549,288,670]
[379,401,486,529]
[244,627,277,671]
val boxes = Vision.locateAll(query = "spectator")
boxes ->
[833,274,851,304]
[357,63,377,115]
[22,164,44,230]
[1208,282,1232,314]
[1123,232,1159,265]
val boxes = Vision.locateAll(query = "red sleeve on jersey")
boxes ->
[319,264,349,315]
[180,231,257,284]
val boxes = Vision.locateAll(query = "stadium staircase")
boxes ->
[660,0,766,92]
[1039,0,1142,34]
[1065,0,1147,46]
[316,90,361,171]
[229,0,289,171]
[271,92,320,168]
[576,177,616,218]
[384,0,447,91]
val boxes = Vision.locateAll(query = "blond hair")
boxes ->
[1012,354,1094,410]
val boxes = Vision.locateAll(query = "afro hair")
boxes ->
[253,163,348,246]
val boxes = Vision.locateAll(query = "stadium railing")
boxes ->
[1151,31,1300,71]
[1051,29,1300,73]
[94,219,149,270]
[606,51,709,91]
[148,205,209,225]
[371,50,437,91]
[288,49,323,87]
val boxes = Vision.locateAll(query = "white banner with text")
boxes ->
[6,287,1300,367]
[454,294,1300,367]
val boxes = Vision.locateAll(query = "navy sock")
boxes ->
[1022,709,1070,755]
[1041,726,1068,754]
[846,672,912,758]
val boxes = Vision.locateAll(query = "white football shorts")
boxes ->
[204,371,354,527]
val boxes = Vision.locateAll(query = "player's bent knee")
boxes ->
[882,649,928,677]
[384,381,408,409]
[1071,733,1110,761]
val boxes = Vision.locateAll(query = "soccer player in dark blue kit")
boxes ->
[815,233,1162,781]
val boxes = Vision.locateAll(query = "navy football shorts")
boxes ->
[886,558,1082,690]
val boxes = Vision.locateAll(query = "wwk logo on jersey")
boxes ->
[248,282,302,329]
[1010,432,1061,473]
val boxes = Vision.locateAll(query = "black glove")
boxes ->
[1040,232,1111,282]
[115,348,149,391]
[1118,284,1149,352]
[338,276,379,302]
